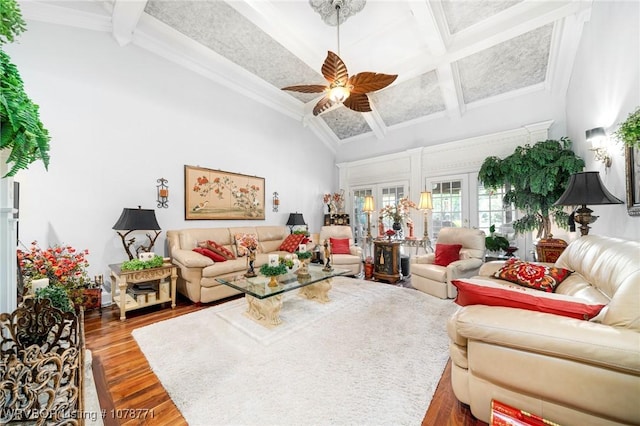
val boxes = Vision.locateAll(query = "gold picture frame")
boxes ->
[625,146,640,216]
[184,165,265,220]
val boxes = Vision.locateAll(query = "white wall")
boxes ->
[4,21,336,282]
[565,0,640,240]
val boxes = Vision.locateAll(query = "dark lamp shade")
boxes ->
[585,127,606,142]
[112,207,161,231]
[286,213,306,226]
[554,172,623,206]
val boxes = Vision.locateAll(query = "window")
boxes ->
[431,179,463,237]
[477,184,515,236]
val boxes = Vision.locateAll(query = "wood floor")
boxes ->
[84,292,487,426]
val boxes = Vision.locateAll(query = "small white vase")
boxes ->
[31,277,50,293]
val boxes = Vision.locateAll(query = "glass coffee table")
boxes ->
[216,265,348,328]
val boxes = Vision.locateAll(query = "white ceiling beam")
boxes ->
[18,0,111,32]
[112,0,148,46]
[436,64,462,119]
[362,108,387,140]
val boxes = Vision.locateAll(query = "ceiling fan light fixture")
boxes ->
[329,85,350,103]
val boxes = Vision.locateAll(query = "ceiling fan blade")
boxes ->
[321,51,349,86]
[313,96,334,116]
[281,84,327,94]
[343,93,371,113]
[348,72,398,94]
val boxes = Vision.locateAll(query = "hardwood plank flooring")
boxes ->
[84,292,486,425]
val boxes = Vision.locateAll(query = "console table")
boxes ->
[109,262,177,321]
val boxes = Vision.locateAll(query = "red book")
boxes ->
[490,400,560,426]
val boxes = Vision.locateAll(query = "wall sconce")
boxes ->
[273,192,279,212]
[586,127,611,168]
[157,178,169,208]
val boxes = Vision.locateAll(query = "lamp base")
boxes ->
[574,205,598,236]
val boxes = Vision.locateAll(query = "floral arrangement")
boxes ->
[17,241,90,290]
[379,197,416,224]
[323,190,345,213]
[614,107,640,148]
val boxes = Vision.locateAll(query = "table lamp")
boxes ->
[112,206,162,260]
[362,195,375,256]
[554,171,622,236]
[286,212,306,234]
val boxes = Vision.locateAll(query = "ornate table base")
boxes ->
[245,294,284,328]
[243,278,333,328]
[298,279,332,303]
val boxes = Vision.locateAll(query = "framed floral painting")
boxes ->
[185,165,265,220]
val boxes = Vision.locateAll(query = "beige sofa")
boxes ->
[167,226,301,303]
[448,235,640,425]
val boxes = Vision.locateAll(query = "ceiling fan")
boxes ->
[282,1,397,116]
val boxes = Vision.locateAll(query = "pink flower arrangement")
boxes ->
[380,197,416,223]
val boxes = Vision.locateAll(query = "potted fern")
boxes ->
[0,0,51,177]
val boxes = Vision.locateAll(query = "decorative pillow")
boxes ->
[493,258,572,292]
[434,243,462,266]
[330,238,351,254]
[193,247,226,262]
[279,233,306,253]
[234,233,259,257]
[204,240,235,260]
[452,279,606,320]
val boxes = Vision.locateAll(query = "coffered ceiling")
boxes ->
[20,0,592,153]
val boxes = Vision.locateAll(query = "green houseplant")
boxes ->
[0,0,51,177]
[614,107,640,149]
[485,224,510,253]
[478,138,585,239]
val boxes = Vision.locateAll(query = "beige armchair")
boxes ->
[319,225,362,276]
[410,227,485,298]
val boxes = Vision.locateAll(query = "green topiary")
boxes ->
[295,251,312,260]
[35,284,74,313]
[260,263,287,277]
[479,138,585,239]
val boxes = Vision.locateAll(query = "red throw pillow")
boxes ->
[434,243,462,266]
[452,279,605,320]
[279,233,306,253]
[193,247,226,262]
[494,258,572,292]
[205,240,235,260]
[330,238,351,254]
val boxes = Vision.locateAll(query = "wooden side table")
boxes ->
[373,240,401,283]
[109,263,177,321]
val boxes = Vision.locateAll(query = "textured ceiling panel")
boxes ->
[370,71,446,127]
[457,23,553,104]
[442,0,523,34]
[145,0,325,96]
[321,107,372,140]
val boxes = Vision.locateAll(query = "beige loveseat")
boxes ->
[448,235,640,425]
[167,226,300,303]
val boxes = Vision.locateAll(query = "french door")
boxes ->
[426,175,471,238]
[351,181,409,243]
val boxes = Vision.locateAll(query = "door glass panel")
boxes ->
[477,184,515,237]
[352,188,373,245]
[431,179,463,237]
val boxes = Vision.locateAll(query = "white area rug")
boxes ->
[132,277,457,426]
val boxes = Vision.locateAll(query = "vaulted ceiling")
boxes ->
[20,0,592,155]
